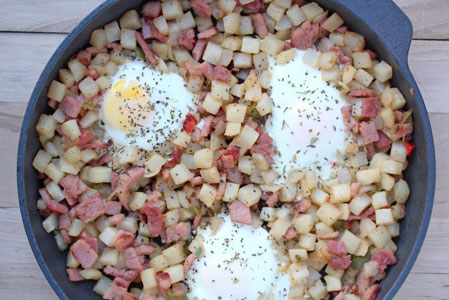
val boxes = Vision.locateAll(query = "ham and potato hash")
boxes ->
[32,0,415,299]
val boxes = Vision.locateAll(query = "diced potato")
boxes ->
[286,4,306,26]
[270,217,290,240]
[141,268,157,290]
[61,119,81,142]
[373,60,393,82]
[90,29,107,50]
[199,184,217,207]
[99,247,119,266]
[390,87,406,110]
[380,107,395,129]
[231,124,260,153]
[241,37,260,54]
[165,264,184,284]
[267,3,286,22]
[203,42,223,65]
[117,145,139,165]
[375,208,395,225]
[302,48,320,68]
[150,254,170,272]
[390,141,407,163]
[275,15,292,32]
[225,103,246,123]
[341,64,356,84]
[162,0,183,19]
[144,153,166,177]
[218,0,236,13]
[233,52,252,69]
[59,68,75,88]
[80,269,103,280]
[120,10,141,30]
[289,262,309,285]
[223,13,240,34]
[380,172,395,191]
[104,21,121,43]
[200,167,220,184]
[352,52,372,69]
[252,153,269,171]
[361,218,377,239]
[316,203,340,226]
[322,12,344,32]
[372,191,388,209]
[356,168,380,185]
[222,36,242,51]
[394,179,410,204]
[211,80,230,101]
[224,122,240,137]
[104,61,118,76]
[110,49,126,65]
[318,51,338,70]
[202,93,222,115]
[222,182,239,202]
[238,156,254,175]
[340,230,361,254]
[33,150,52,173]
[95,76,112,90]
[89,166,112,183]
[330,184,351,203]
[289,248,308,263]
[238,184,262,207]
[36,114,57,140]
[163,190,179,210]
[380,159,403,175]
[120,29,137,50]
[275,48,295,65]
[325,275,342,292]
[68,59,87,82]
[260,35,284,56]
[170,163,194,185]
[253,93,272,116]
[44,163,64,184]
[161,246,185,269]
[349,194,371,216]
[79,76,99,99]
[62,145,81,163]
[177,11,196,30]
[298,233,316,251]
[47,80,67,102]
[301,2,323,20]
[344,31,365,51]
[91,52,110,67]
[310,188,328,207]
[354,69,374,87]
[129,192,147,211]
[194,149,214,169]
[292,214,313,234]
[368,225,391,249]
[46,181,65,202]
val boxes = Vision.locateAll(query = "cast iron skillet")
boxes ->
[17,0,435,299]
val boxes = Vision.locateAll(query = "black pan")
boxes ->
[17,0,436,299]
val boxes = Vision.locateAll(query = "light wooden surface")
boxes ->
[0,1,448,299]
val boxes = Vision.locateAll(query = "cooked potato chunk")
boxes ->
[238,184,262,207]
[47,80,67,102]
[199,184,217,207]
[170,163,194,185]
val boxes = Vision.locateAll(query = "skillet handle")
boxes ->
[332,0,413,67]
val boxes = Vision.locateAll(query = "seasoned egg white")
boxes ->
[186,214,289,300]
[266,50,350,182]
[101,59,197,152]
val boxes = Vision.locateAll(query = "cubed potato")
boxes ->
[79,76,99,99]
[252,153,269,171]
[47,80,67,102]
[226,103,247,123]
[145,153,166,177]
[120,29,137,50]
[373,60,393,82]
[95,76,112,90]
[380,107,395,129]
[330,184,351,203]
[162,0,183,19]
[62,145,81,163]
[394,179,410,204]
[151,16,169,35]
[150,254,170,272]
[220,48,234,67]
[99,247,119,266]
[90,29,107,50]
[203,93,222,115]
[354,69,374,87]
[310,188,329,207]
[218,0,236,13]
[380,172,395,191]
[289,248,308,263]
[211,80,230,101]
[238,184,262,207]
[352,52,372,69]
[322,12,344,32]
[315,222,333,238]
[298,233,316,251]
[80,269,103,280]
[61,119,81,142]
[254,93,272,116]
[318,51,338,70]
[224,122,241,136]
[340,230,361,254]
[231,124,260,153]
[120,10,141,30]
[301,2,324,20]
[292,214,313,234]
[89,166,112,183]
[368,225,391,249]
[372,191,388,209]
[238,16,253,35]
[194,149,214,169]
[36,114,57,140]
[349,194,371,216]
[230,83,244,98]
[59,69,75,88]
[45,181,65,202]
[375,208,395,225]
[380,159,403,175]
[390,141,407,163]
[104,21,121,43]
[356,168,380,185]
[200,167,220,184]
[390,87,406,110]
[203,42,223,65]
[222,182,239,202]
[163,189,180,210]
[104,61,118,76]
[238,156,255,175]
[341,64,356,85]
[170,163,194,185]
[270,217,290,240]
[172,131,192,149]
[141,268,157,290]
[117,145,139,165]
[44,163,64,183]
[175,12,194,30]
[99,227,118,247]
[223,13,240,34]
[329,32,345,46]
[129,192,147,211]
[233,52,252,69]
[324,275,342,292]
[199,183,217,207]
[302,48,320,68]
[260,35,284,56]
[241,37,260,54]
[222,36,242,51]
[110,49,126,65]
[165,264,185,284]
[344,31,365,51]
[68,59,87,81]
[275,15,292,32]
[289,262,309,285]
[33,150,52,173]
[260,207,277,222]
[267,3,286,22]
[316,203,340,226]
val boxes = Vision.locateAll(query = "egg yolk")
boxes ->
[102,80,153,132]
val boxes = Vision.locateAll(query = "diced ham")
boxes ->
[364,49,378,60]
[105,201,122,215]
[342,105,358,132]
[320,231,340,240]
[250,144,275,164]
[157,271,171,295]
[60,175,88,206]
[371,250,397,273]
[166,222,189,244]
[328,241,347,256]
[191,176,203,186]
[112,166,145,209]
[39,188,68,214]
[59,96,82,119]
[257,133,273,146]
[216,173,227,199]
[237,0,262,10]
[319,17,330,38]
[142,19,152,40]
[362,97,381,118]
[200,115,214,137]
[66,269,84,282]
[142,295,158,300]
[179,28,196,51]
[70,239,98,269]
[135,244,156,256]
[362,284,381,300]
[123,247,143,272]
[366,143,376,160]
[226,168,243,184]
[229,200,252,225]
[150,22,169,43]
[104,265,139,282]
[184,61,204,77]
[142,203,164,236]
[190,0,213,17]
[214,65,231,81]
[60,229,72,244]
[112,229,135,252]
[75,192,106,223]
[359,121,379,144]
[89,152,113,166]
[81,233,99,253]
[285,227,297,240]
[334,46,352,65]
[350,183,361,198]
[291,20,320,50]
[172,283,185,297]
[147,190,162,203]
[85,69,99,80]
[221,155,236,169]
[266,191,279,207]
[350,89,377,98]
[192,39,207,61]
[200,62,215,82]
[391,123,413,141]
[58,213,72,230]
[348,206,375,221]
[395,111,404,123]
[197,27,219,39]
[184,253,197,274]
[136,31,158,65]
[103,279,128,300]
[141,1,162,18]
[336,25,348,33]
[251,13,268,38]
[375,131,391,149]
[86,47,107,55]
[330,254,352,270]
[47,99,58,110]
[76,50,91,65]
